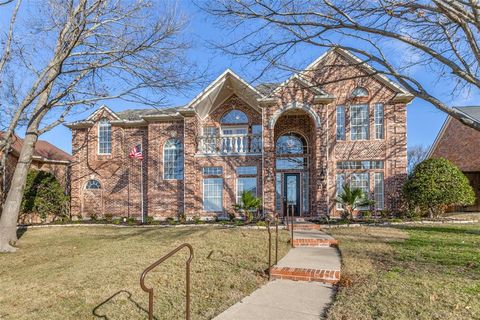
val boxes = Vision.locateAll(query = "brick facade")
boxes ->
[68,48,411,220]
[430,111,480,211]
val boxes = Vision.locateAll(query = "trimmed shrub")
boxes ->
[21,170,69,221]
[403,157,475,218]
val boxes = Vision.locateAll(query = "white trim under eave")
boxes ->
[32,155,71,165]
[86,105,121,121]
[306,47,414,99]
[185,69,263,111]
[64,121,95,129]
[427,115,451,158]
[270,74,334,98]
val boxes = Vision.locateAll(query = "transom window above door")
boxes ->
[276,133,306,154]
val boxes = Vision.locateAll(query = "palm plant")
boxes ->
[233,191,262,222]
[336,184,374,221]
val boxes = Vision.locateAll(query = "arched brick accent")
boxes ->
[269,102,322,129]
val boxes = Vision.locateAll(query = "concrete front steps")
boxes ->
[214,223,341,319]
[270,246,341,284]
[271,223,341,284]
[292,230,338,247]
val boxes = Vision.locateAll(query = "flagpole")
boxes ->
[127,157,131,219]
[140,151,144,224]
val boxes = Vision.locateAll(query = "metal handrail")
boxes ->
[289,204,294,248]
[267,214,280,280]
[267,220,272,280]
[140,243,194,320]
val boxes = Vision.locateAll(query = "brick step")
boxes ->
[286,224,321,231]
[270,267,340,284]
[293,238,338,247]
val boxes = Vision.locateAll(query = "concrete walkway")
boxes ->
[214,223,341,320]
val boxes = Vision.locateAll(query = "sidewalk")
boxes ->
[214,223,341,320]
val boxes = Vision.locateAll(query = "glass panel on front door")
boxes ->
[284,173,300,216]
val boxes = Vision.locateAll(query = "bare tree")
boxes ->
[408,145,429,173]
[202,0,480,130]
[0,0,196,252]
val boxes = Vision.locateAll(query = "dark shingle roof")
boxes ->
[116,106,182,120]
[455,106,480,122]
[0,132,72,162]
[255,83,279,96]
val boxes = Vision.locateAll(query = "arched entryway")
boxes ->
[273,108,317,217]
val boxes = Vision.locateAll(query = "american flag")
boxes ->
[129,144,143,160]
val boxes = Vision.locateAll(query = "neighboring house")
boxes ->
[429,106,480,211]
[66,48,413,221]
[0,132,72,201]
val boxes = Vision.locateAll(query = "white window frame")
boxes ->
[374,172,384,210]
[336,105,346,141]
[98,118,112,155]
[220,110,249,124]
[203,178,223,212]
[350,104,369,141]
[236,166,257,175]
[85,179,101,190]
[351,87,369,97]
[220,125,248,136]
[374,104,384,140]
[336,173,346,210]
[236,177,257,204]
[350,172,370,211]
[163,139,184,180]
[202,166,223,175]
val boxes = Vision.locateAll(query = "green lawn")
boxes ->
[327,224,480,320]
[0,226,290,320]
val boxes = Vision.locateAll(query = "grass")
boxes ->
[327,223,480,320]
[0,226,290,320]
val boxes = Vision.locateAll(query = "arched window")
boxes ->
[276,133,306,154]
[220,110,248,124]
[86,179,101,189]
[98,118,112,154]
[351,87,369,97]
[164,139,184,180]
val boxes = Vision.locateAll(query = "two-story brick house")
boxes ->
[66,48,413,220]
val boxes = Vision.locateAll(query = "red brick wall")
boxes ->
[71,108,148,219]
[183,95,263,218]
[316,52,407,215]
[71,50,408,219]
[431,117,480,172]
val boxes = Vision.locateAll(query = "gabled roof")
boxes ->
[186,69,263,119]
[86,105,121,121]
[1,132,72,163]
[115,106,183,120]
[428,106,480,158]
[305,47,414,102]
[262,74,335,103]
[454,106,480,122]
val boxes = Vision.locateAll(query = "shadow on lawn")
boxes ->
[392,225,480,236]
[90,227,211,242]
[16,227,28,240]
[92,290,154,320]
[207,249,268,279]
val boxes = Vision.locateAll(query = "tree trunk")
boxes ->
[0,131,38,252]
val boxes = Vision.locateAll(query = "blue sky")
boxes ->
[3,1,476,154]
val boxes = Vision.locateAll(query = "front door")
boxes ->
[283,173,300,216]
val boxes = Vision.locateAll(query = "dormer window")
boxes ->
[220,110,248,124]
[98,118,112,155]
[351,87,369,98]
